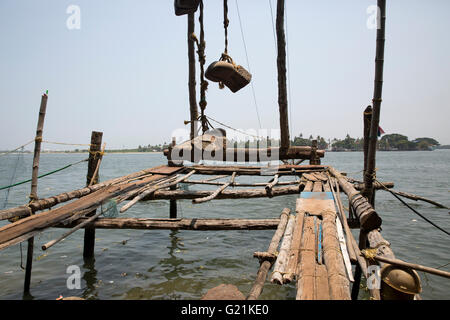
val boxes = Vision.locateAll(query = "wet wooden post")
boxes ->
[363,0,386,207]
[310,140,320,165]
[188,12,198,141]
[170,137,177,218]
[363,105,373,175]
[24,92,48,295]
[276,0,290,152]
[83,131,103,259]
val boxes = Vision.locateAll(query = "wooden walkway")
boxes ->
[268,172,353,300]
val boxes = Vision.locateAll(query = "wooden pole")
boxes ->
[57,218,282,231]
[363,105,372,176]
[275,0,290,151]
[24,92,48,295]
[364,0,386,206]
[188,12,198,141]
[247,208,290,300]
[169,184,177,218]
[328,166,382,231]
[83,131,103,259]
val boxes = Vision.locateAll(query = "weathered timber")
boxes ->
[166,146,325,162]
[187,12,198,141]
[271,214,295,284]
[275,0,290,151]
[363,105,372,176]
[247,208,290,300]
[283,211,304,283]
[296,216,316,300]
[120,171,195,213]
[56,218,281,231]
[83,131,103,259]
[253,252,277,263]
[314,264,330,300]
[265,174,279,198]
[42,208,104,251]
[183,179,299,188]
[193,172,236,203]
[143,185,301,201]
[366,255,450,279]
[329,177,357,263]
[328,166,381,231]
[336,215,354,282]
[0,172,182,247]
[322,209,351,300]
[24,92,48,295]
[364,0,387,205]
[0,165,185,220]
[312,181,322,192]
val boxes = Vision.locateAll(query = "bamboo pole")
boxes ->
[381,189,449,209]
[364,255,450,279]
[55,217,282,231]
[271,214,295,284]
[0,165,184,221]
[83,131,103,259]
[192,172,237,203]
[363,0,387,206]
[275,0,290,151]
[247,208,290,300]
[120,171,195,213]
[24,92,48,295]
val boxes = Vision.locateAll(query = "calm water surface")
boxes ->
[0,151,448,300]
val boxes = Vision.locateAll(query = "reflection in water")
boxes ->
[82,257,98,299]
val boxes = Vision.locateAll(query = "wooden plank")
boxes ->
[283,209,305,283]
[296,194,335,217]
[304,181,313,192]
[312,181,323,192]
[314,264,330,300]
[296,216,316,300]
[322,208,351,300]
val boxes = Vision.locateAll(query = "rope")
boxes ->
[0,158,88,191]
[1,147,24,209]
[41,140,93,147]
[374,178,450,237]
[223,0,229,55]
[192,0,209,134]
[235,0,262,129]
[205,115,265,140]
[0,139,34,157]
[268,0,277,47]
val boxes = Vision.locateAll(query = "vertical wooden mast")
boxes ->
[24,92,48,295]
[276,0,290,151]
[188,12,198,141]
[364,0,386,205]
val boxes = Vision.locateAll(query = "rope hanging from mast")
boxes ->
[190,0,209,134]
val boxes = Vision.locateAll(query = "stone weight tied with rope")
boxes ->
[205,0,252,93]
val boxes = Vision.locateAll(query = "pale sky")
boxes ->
[0,0,449,150]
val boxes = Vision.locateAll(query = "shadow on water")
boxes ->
[82,257,98,299]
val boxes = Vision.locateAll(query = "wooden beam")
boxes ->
[275,0,290,150]
[55,218,281,231]
[247,208,290,300]
[83,131,103,259]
